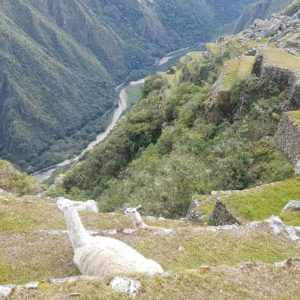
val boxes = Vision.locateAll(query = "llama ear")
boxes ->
[136,204,142,210]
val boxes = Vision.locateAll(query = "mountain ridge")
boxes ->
[0,0,257,172]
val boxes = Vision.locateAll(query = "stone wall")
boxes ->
[208,200,241,226]
[275,114,300,162]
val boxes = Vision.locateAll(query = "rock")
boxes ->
[49,276,98,284]
[295,160,300,175]
[110,277,141,297]
[0,285,15,298]
[282,200,300,213]
[276,114,300,162]
[69,293,81,297]
[274,261,287,268]
[178,246,185,252]
[266,216,300,241]
[102,229,117,235]
[208,199,241,226]
[274,259,300,268]
[123,229,138,234]
[153,228,175,236]
[186,198,204,222]
[24,281,39,289]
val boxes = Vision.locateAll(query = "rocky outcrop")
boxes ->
[282,200,300,213]
[238,9,300,42]
[208,199,241,226]
[186,199,204,222]
[110,277,141,297]
[275,114,300,162]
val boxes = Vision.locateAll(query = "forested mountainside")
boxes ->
[58,7,300,218]
[233,0,295,33]
[0,0,257,172]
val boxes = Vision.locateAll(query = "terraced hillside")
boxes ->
[0,189,299,299]
[58,9,300,218]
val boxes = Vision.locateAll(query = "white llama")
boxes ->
[124,205,163,231]
[57,199,164,276]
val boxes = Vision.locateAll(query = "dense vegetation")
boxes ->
[58,39,295,217]
[0,0,259,172]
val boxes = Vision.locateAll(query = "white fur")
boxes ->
[124,205,163,231]
[57,197,98,213]
[57,199,164,276]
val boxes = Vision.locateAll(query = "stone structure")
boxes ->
[275,114,300,162]
[186,198,204,222]
[208,199,241,226]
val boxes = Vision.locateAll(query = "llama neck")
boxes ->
[133,212,147,228]
[63,207,91,249]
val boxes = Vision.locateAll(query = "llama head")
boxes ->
[124,204,142,217]
[57,197,99,213]
[57,197,73,212]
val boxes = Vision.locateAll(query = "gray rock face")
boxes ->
[110,277,141,297]
[186,199,204,222]
[240,11,300,46]
[208,199,241,226]
[275,114,300,162]
[266,216,300,242]
[282,201,300,212]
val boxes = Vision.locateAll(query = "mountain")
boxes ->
[232,0,295,33]
[0,0,258,172]
[58,7,300,218]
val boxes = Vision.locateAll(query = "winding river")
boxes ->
[33,79,145,181]
[34,45,197,182]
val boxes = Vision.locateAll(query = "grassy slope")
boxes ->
[287,110,300,127]
[0,194,299,289]
[17,265,300,300]
[59,37,295,218]
[195,177,300,226]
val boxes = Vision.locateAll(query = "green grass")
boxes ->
[287,110,300,127]
[123,83,144,113]
[196,177,300,225]
[261,47,300,72]
[0,196,193,233]
[1,223,299,285]
[222,56,255,91]
[12,264,300,300]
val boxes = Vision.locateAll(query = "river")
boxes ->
[33,79,145,182]
[34,45,196,182]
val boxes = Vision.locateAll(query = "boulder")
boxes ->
[110,277,141,297]
[282,200,300,213]
[266,216,300,241]
[186,198,204,222]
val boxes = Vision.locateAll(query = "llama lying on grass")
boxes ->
[124,205,165,231]
[57,199,164,277]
